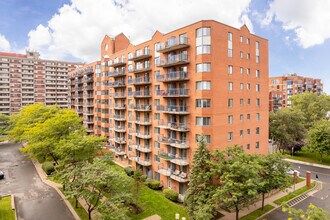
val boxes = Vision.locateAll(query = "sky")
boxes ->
[0,0,329,94]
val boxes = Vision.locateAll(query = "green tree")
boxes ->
[0,113,10,135]
[269,109,306,153]
[8,104,59,142]
[290,93,330,128]
[213,146,259,220]
[257,153,291,210]
[282,203,330,220]
[305,120,330,162]
[185,135,215,220]
[21,109,84,164]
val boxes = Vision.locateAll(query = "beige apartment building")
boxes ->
[69,20,269,197]
[0,51,82,114]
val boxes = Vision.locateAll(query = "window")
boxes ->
[256,113,260,121]
[228,99,233,108]
[246,53,250,60]
[240,36,243,42]
[256,141,260,149]
[240,67,243,74]
[240,114,243,121]
[256,41,260,64]
[246,38,250,44]
[256,70,260,78]
[196,134,211,144]
[228,65,233,74]
[246,83,250,90]
[228,32,233,57]
[247,98,251,105]
[240,51,244,58]
[154,113,160,120]
[256,127,260,135]
[246,68,250,75]
[240,99,243,106]
[256,98,260,106]
[247,129,250,135]
[256,84,260,92]
[247,114,250,120]
[196,81,211,90]
[154,127,160,134]
[228,82,233,91]
[240,83,243,90]
[247,144,250,150]
[228,132,233,141]
[228,115,233,124]
[240,130,243,137]
[196,117,211,126]
[196,27,211,55]
[196,99,211,108]
[196,63,211,72]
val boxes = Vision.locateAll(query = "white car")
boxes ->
[287,168,300,176]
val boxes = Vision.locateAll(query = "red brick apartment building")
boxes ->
[0,50,82,114]
[269,73,323,111]
[69,20,269,197]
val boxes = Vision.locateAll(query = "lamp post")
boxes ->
[175,213,180,220]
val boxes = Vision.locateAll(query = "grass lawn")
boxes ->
[129,185,189,220]
[274,181,316,205]
[239,204,275,220]
[0,196,15,220]
[285,151,330,166]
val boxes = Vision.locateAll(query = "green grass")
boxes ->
[60,189,89,220]
[0,196,15,220]
[285,151,330,166]
[274,181,316,205]
[239,204,275,220]
[129,185,189,220]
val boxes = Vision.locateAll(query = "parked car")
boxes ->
[0,170,4,179]
[287,168,300,176]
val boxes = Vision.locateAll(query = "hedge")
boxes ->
[42,161,55,175]
[163,189,179,202]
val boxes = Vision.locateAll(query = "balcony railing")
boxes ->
[128,77,151,85]
[114,115,126,121]
[129,155,151,166]
[109,81,125,88]
[109,70,126,77]
[128,49,152,61]
[171,156,189,166]
[135,118,152,125]
[114,92,126,98]
[156,88,189,97]
[110,59,126,67]
[156,54,189,68]
[129,143,152,153]
[158,150,175,160]
[109,146,126,156]
[130,104,152,111]
[114,104,126,110]
[157,37,190,53]
[130,130,151,139]
[155,105,189,114]
[129,65,152,74]
[170,170,189,183]
[133,91,151,98]
[114,126,126,133]
[157,120,190,132]
[156,71,189,82]
[114,137,126,144]
[157,165,172,176]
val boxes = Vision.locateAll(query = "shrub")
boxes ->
[145,179,161,190]
[124,167,134,176]
[42,162,55,175]
[163,189,179,202]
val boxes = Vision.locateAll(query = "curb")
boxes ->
[31,160,81,220]
[284,158,330,169]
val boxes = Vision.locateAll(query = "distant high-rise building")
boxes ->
[0,50,82,114]
[69,20,269,198]
[269,73,323,111]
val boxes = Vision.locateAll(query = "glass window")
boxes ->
[256,70,260,78]
[196,134,211,144]
[256,113,260,121]
[256,98,260,106]
[228,65,233,74]
[240,98,243,106]
[228,99,233,108]
[240,36,243,42]
[196,99,211,108]
[247,129,250,135]
[196,63,211,72]
[256,127,260,135]
[256,141,259,149]
[240,130,243,137]
[196,45,211,54]
[196,81,211,90]
[240,114,243,121]
[240,83,243,90]
[228,82,233,91]
[228,115,233,124]
[246,83,250,90]
[228,132,233,141]
[256,84,260,92]
[240,67,243,74]
[196,27,211,55]
[247,98,251,105]
[240,51,243,58]
[247,144,250,150]
[196,117,211,126]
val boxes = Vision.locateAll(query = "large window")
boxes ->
[228,65,233,74]
[196,63,211,72]
[228,132,233,141]
[228,115,233,124]
[228,98,233,108]
[228,32,233,57]
[196,27,211,55]
[196,99,211,108]
[196,134,211,144]
[196,117,211,126]
[228,82,233,91]
[196,81,211,90]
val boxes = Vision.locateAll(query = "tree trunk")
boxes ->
[88,210,92,220]
[75,198,78,208]
[235,206,239,220]
[261,193,265,210]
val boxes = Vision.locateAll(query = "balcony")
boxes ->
[135,118,152,125]
[171,157,189,166]
[83,119,94,124]
[157,120,190,132]
[109,81,125,88]
[84,102,93,107]
[128,49,152,62]
[156,105,189,114]
[109,70,126,78]
[133,91,151,98]
[110,59,126,67]
[136,131,152,139]
[114,104,126,110]
[109,146,126,156]
[130,104,152,111]
[170,170,189,183]
[170,139,189,149]
[82,86,93,91]
[114,115,126,121]
[129,65,152,74]
[83,94,94,99]
[114,126,126,133]
[114,92,126,99]
[128,77,152,86]
[157,166,172,176]
[156,88,189,97]
[83,110,94,115]
[84,68,93,74]
[157,135,173,145]
[129,156,151,166]
[157,37,190,53]
[82,77,94,83]
[156,54,189,68]
[156,71,189,82]
[158,150,175,161]
[114,137,126,144]
[129,143,152,153]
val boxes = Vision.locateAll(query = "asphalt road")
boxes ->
[0,142,75,220]
[263,161,330,220]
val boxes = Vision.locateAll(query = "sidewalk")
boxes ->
[219,180,309,220]
[284,158,330,169]
[32,160,81,220]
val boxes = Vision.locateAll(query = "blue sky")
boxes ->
[0,0,329,94]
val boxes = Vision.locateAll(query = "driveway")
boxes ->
[0,142,75,220]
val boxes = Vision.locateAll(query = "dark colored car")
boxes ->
[0,170,4,179]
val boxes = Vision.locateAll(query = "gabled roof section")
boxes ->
[151,30,163,40]
[240,24,250,33]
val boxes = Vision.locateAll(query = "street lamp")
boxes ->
[175,213,180,220]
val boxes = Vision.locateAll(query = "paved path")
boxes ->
[0,142,75,220]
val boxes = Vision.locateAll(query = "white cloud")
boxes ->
[0,33,10,51]
[28,0,252,62]
[262,0,330,48]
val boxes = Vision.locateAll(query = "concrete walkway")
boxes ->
[219,180,316,220]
